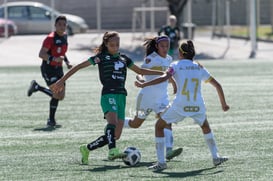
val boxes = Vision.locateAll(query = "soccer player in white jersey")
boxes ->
[135,40,230,171]
[124,36,182,160]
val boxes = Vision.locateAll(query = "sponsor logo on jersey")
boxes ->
[114,61,124,70]
[57,47,62,54]
[55,39,62,44]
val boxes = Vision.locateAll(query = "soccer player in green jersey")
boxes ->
[52,31,164,164]
[158,15,180,58]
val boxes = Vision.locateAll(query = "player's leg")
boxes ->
[198,116,228,166]
[27,80,53,97]
[149,107,183,171]
[28,65,54,97]
[45,68,65,127]
[164,123,183,161]
[46,83,65,127]
[148,117,167,171]
[79,113,118,165]
[124,116,145,128]
[124,92,151,128]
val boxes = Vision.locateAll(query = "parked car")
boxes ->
[0,1,89,35]
[0,18,17,37]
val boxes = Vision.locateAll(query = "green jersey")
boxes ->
[88,52,134,96]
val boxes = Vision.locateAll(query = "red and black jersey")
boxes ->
[42,32,68,66]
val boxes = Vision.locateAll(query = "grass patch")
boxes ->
[1,59,273,180]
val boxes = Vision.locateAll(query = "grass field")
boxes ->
[1,59,273,181]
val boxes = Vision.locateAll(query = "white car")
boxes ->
[0,1,89,35]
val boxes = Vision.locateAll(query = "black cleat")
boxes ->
[47,119,56,127]
[27,80,38,97]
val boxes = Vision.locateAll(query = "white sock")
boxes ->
[204,132,219,159]
[155,137,165,163]
[124,117,132,128]
[164,128,173,153]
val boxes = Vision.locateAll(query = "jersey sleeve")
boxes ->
[167,62,176,76]
[121,54,134,68]
[201,67,213,83]
[87,55,99,66]
[42,36,53,50]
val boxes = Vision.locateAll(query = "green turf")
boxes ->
[1,59,273,181]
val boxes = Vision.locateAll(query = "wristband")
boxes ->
[47,56,54,64]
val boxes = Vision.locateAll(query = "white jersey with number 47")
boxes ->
[168,60,212,116]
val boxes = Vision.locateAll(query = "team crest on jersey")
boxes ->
[94,57,101,63]
[145,58,151,64]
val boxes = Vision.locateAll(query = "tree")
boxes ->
[166,0,188,27]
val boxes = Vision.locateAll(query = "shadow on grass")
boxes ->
[85,161,154,172]
[152,166,222,178]
[33,124,62,132]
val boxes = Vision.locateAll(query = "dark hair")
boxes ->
[95,31,119,54]
[179,40,195,60]
[55,15,67,24]
[143,35,169,56]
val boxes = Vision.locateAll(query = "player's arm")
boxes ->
[169,76,177,94]
[52,60,91,93]
[64,55,73,69]
[39,47,64,63]
[135,72,171,88]
[208,77,230,112]
[129,64,163,75]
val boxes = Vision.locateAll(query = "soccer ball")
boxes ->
[122,146,141,166]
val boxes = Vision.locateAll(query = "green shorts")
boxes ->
[101,94,126,120]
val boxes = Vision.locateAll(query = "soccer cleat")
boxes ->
[166,147,183,161]
[213,156,228,166]
[47,119,56,127]
[80,144,90,165]
[148,162,167,171]
[108,148,127,160]
[27,80,38,97]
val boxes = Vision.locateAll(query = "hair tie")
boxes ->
[179,46,187,54]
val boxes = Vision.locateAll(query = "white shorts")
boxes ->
[135,93,169,119]
[161,105,206,126]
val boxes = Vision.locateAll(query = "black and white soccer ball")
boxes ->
[122,146,141,166]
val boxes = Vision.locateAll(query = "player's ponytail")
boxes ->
[143,37,157,56]
[95,31,119,54]
[143,35,169,56]
[179,40,195,60]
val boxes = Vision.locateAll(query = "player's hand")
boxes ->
[222,104,230,112]
[54,56,65,63]
[136,74,145,83]
[52,80,65,93]
[134,81,144,88]
[66,63,73,69]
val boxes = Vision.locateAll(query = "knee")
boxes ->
[130,122,142,128]
[155,118,167,129]
[129,118,144,128]
[53,93,65,100]
[201,120,211,134]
